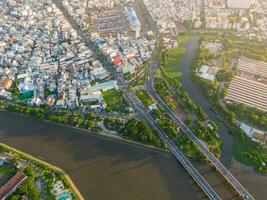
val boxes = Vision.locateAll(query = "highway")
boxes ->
[145,35,255,200]
[125,90,221,200]
[53,1,254,199]
[53,1,223,198]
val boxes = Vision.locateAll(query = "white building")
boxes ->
[127,7,141,38]
[227,0,255,9]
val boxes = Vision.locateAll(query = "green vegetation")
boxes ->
[150,107,207,161]
[0,163,16,176]
[213,102,267,173]
[15,167,41,199]
[189,33,267,172]
[0,100,101,132]
[227,103,267,131]
[233,132,267,173]
[0,143,82,199]
[5,79,20,98]
[154,34,222,160]
[153,76,220,159]
[135,89,154,107]
[123,72,134,81]
[201,33,267,62]
[103,89,130,114]
[119,118,166,149]
[42,171,56,200]
[154,77,207,122]
[0,162,17,188]
[216,69,233,82]
[104,118,124,131]
[130,73,147,88]
[178,33,192,45]
[151,108,179,139]
[160,47,185,78]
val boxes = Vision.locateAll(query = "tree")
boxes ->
[10,195,20,200]
[228,112,236,124]
[216,69,232,82]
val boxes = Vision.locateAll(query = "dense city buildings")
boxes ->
[0,0,267,199]
[143,0,267,41]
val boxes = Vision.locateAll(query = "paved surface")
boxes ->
[145,34,255,200]
[125,90,221,200]
[51,1,254,199]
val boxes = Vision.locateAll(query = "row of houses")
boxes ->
[62,0,156,76]
[0,0,119,111]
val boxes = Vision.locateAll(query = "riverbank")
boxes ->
[177,36,233,163]
[0,110,203,200]
[0,142,84,200]
[0,108,168,155]
[181,35,267,173]
[0,98,166,150]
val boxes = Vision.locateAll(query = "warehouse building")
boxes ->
[225,76,267,112]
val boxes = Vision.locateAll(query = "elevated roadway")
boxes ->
[125,90,221,200]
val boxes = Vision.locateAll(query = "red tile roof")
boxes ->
[0,172,27,200]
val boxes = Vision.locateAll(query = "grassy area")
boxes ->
[123,72,134,81]
[201,32,267,62]
[190,33,267,173]
[103,89,130,114]
[135,89,154,107]
[233,134,267,173]
[178,33,192,45]
[162,47,185,78]
[104,118,124,131]
[131,73,147,88]
[212,102,267,173]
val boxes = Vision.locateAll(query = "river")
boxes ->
[177,36,267,199]
[0,109,266,199]
[0,111,203,200]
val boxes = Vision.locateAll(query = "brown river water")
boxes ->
[0,111,266,200]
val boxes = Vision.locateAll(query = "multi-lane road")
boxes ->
[53,1,254,199]
[145,34,254,200]
[125,90,221,200]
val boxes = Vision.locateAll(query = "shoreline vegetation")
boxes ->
[0,99,169,153]
[0,143,84,200]
[188,32,267,173]
[0,99,166,150]
[153,33,222,162]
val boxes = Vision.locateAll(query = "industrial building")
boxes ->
[227,0,255,9]
[237,57,267,81]
[226,76,267,112]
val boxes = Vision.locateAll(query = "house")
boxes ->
[0,79,13,89]
[55,99,65,108]
[198,65,219,82]
[51,181,65,196]
[240,122,267,145]
[88,80,118,93]
[0,172,27,200]
[80,92,103,104]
